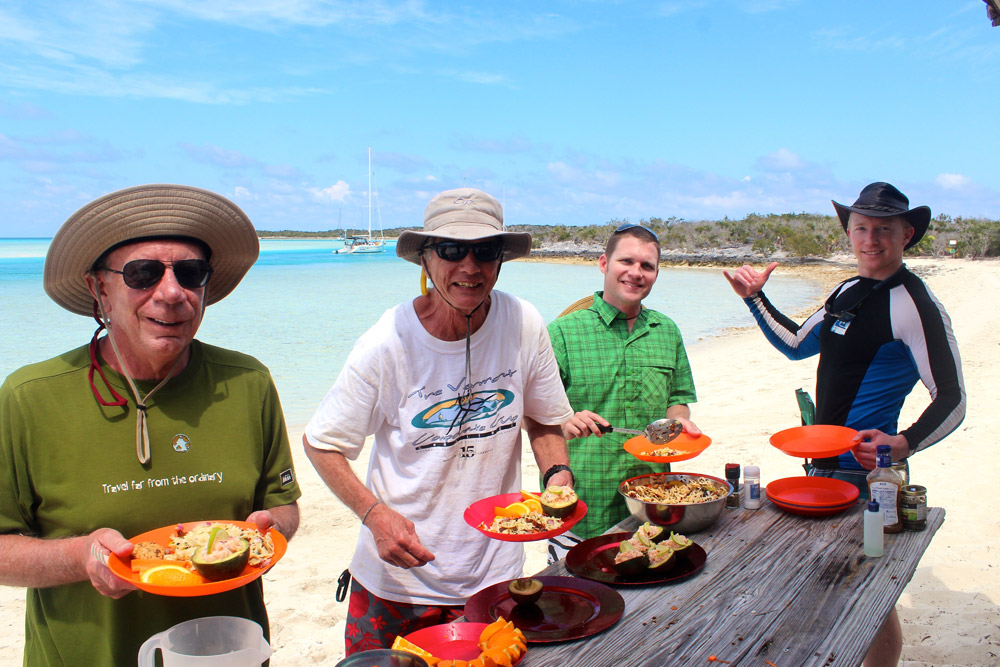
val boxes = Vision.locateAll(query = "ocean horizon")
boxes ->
[1,238,826,427]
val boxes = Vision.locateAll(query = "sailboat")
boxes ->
[335,147,386,254]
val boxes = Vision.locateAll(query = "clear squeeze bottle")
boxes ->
[866,444,903,534]
[863,500,884,557]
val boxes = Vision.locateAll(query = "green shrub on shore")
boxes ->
[259,212,1000,258]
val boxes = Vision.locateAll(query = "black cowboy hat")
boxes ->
[832,182,931,250]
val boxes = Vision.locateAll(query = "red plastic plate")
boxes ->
[769,425,859,459]
[769,497,857,517]
[108,520,287,597]
[766,476,860,508]
[464,576,624,642]
[623,432,713,463]
[464,492,587,542]
[402,623,524,663]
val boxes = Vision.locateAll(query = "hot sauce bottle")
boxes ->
[866,445,903,534]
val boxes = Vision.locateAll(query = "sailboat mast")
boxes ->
[367,147,373,239]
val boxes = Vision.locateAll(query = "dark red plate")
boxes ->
[464,576,624,643]
[464,493,588,542]
[402,623,502,662]
[565,532,707,585]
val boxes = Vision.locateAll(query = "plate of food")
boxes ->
[623,432,712,463]
[397,618,527,666]
[108,520,287,597]
[464,489,587,542]
[769,425,859,459]
[565,527,707,586]
[464,576,624,643]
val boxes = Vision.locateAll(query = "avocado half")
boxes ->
[647,542,676,570]
[540,485,578,518]
[191,528,250,581]
[613,541,650,576]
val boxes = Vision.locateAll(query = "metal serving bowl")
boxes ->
[618,472,732,533]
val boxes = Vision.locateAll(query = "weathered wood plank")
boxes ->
[517,503,943,666]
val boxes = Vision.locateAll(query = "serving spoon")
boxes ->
[598,418,684,445]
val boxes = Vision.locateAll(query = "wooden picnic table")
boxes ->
[519,499,943,667]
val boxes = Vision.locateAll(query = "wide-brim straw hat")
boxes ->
[832,182,931,250]
[395,187,532,265]
[44,184,259,316]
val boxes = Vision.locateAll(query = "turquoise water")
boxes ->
[0,238,826,426]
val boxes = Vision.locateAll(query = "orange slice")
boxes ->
[479,648,513,667]
[391,635,435,661]
[139,564,202,586]
[519,489,542,502]
[479,617,511,647]
[521,498,542,514]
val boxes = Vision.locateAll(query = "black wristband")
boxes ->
[542,464,574,489]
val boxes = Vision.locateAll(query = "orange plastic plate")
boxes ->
[623,432,712,463]
[108,520,287,597]
[766,476,861,508]
[769,425,859,459]
[465,492,587,542]
[403,622,525,663]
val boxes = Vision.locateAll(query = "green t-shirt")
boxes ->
[548,292,697,538]
[0,340,301,666]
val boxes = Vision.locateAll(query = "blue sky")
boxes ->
[1,0,998,236]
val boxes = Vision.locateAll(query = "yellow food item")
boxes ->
[139,564,202,586]
[396,616,525,666]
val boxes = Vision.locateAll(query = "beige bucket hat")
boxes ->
[44,184,259,316]
[395,187,532,265]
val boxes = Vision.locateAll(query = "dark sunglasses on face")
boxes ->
[613,222,659,241]
[424,240,504,263]
[99,259,214,290]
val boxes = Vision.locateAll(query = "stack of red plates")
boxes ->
[766,476,860,517]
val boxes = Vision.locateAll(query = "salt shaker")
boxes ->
[743,465,761,510]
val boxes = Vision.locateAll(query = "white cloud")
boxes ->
[311,180,351,202]
[936,173,970,189]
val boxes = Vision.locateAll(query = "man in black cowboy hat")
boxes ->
[724,181,965,666]
[0,185,301,666]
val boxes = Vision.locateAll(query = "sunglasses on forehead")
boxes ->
[98,259,214,290]
[613,222,659,241]
[423,239,504,263]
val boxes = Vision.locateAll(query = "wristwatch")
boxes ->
[542,464,575,488]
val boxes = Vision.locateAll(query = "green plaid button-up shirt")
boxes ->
[548,292,697,538]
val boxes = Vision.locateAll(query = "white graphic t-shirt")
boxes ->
[305,291,572,604]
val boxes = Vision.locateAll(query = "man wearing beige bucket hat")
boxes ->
[0,185,301,665]
[304,187,573,654]
[724,182,965,667]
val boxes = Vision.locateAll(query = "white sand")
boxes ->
[1,257,997,666]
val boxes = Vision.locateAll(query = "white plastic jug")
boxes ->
[138,616,272,666]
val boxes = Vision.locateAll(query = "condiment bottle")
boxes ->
[863,500,884,557]
[900,484,928,531]
[725,463,740,509]
[743,465,761,510]
[866,445,903,533]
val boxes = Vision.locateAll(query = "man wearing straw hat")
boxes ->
[0,185,301,665]
[304,187,573,654]
[724,182,966,667]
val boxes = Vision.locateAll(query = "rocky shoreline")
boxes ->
[528,240,850,268]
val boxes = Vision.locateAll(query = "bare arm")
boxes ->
[0,529,137,598]
[303,435,434,569]
[666,404,701,437]
[524,418,573,488]
[246,501,300,541]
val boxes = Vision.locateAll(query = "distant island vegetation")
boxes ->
[258,211,1000,260]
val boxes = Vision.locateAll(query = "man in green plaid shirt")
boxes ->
[545,223,700,561]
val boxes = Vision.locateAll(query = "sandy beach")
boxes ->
[1,257,996,666]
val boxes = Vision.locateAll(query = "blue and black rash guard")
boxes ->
[744,265,966,471]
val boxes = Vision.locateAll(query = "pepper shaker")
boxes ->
[725,463,740,508]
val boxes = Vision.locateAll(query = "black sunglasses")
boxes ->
[99,259,214,290]
[423,240,504,263]
[613,222,659,241]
